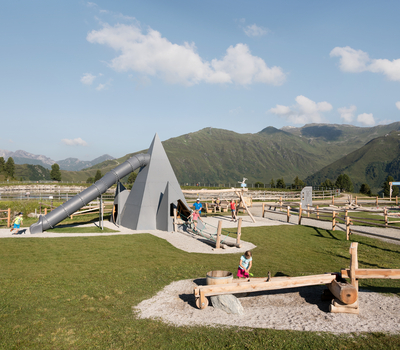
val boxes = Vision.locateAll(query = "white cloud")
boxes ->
[268,95,332,124]
[62,138,88,146]
[87,23,286,86]
[396,101,400,110]
[80,73,96,85]
[330,46,400,81]
[96,83,106,91]
[243,24,269,37]
[357,113,375,126]
[338,105,357,123]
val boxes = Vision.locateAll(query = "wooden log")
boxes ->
[349,242,359,289]
[262,203,265,218]
[316,205,319,220]
[341,268,400,279]
[173,208,177,232]
[329,303,359,314]
[287,206,290,223]
[215,220,222,249]
[332,211,336,231]
[397,196,398,205]
[236,218,242,246]
[346,216,350,240]
[194,274,336,299]
[384,208,388,227]
[328,279,358,305]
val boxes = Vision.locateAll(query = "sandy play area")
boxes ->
[134,278,400,334]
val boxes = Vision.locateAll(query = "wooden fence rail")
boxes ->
[262,202,400,241]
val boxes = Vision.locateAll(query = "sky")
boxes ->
[1,0,400,161]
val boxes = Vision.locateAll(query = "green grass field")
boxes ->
[1,224,400,349]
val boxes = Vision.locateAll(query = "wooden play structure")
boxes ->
[182,188,255,223]
[193,242,400,313]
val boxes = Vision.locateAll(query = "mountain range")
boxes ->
[0,150,115,171]
[4,122,400,193]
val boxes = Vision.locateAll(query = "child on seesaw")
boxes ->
[188,209,203,232]
[237,250,252,278]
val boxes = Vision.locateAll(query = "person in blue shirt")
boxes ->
[193,199,203,215]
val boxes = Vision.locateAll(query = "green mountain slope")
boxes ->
[305,130,400,192]
[69,123,400,185]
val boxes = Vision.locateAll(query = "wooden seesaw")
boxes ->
[194,242,400,313]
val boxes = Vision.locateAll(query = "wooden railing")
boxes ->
[0,208,11,227]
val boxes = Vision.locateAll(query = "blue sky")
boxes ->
[1,1,400,161]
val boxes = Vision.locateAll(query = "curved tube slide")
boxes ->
[30,153,150,234]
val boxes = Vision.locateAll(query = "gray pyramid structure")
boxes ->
[119,134,189,231]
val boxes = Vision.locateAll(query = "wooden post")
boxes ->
[397,196,398,205]
[7,208,11,228]
[355,196,357,205]
[349,242,359,290]
[307,204,310,218]
[346,215,350,240]
[332,211,336,231]
[44,208,47,215]
[298,204,302,225]
[262,203,265,217]
[236,218,242,246]
[376,196,378,207]
[384,208,388,227]
[287,206,290,223]
[332,195,334,205]
[316,205,319,219]
[215,220,222,249]
[173,208,177,232]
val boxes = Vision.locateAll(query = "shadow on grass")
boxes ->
[309,226,342,240]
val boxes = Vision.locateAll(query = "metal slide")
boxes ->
[29,153,151,234]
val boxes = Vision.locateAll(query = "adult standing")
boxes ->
[193,199,203,215]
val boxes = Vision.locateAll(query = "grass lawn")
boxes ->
[1,225,400,349]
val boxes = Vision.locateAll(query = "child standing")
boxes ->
[230,199,237,222]
[188,209,203,232]
[11,212,24,235]
[237,250,252,278]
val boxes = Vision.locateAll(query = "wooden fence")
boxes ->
[262,202,400,242]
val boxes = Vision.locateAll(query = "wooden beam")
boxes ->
[194,274,336,298]
[341,268,400,279]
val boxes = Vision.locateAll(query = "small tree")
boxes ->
[293,176,305,189]
[269,178,275,188]
[382,175,399,197]
[359,183,372,196]
[254,181,263,188]
[320,179,334,189]
[276,178,286,189]
[86,177,94,184]
[50,163,62,181]
[0,157,5,172]
[127,172,137,184]
[94,170,103,182]
[335,174,353,192]
[5,157,15,178]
